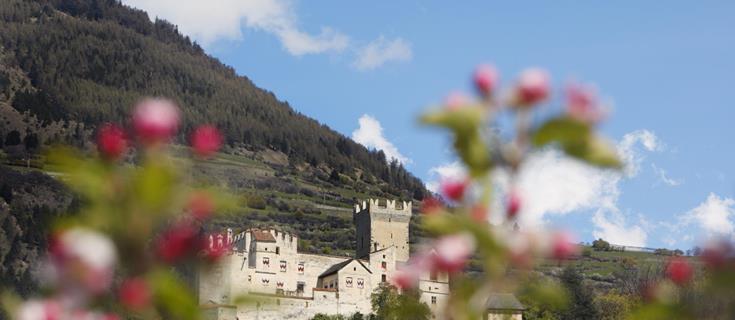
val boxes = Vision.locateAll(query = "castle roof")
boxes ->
[318,259,372,278]
[251,230,276,242]
[485,293,524,311]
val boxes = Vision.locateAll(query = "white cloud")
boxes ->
[618,129,662,176]
[351,115,410,165]
[120,0,349,55]
[652,163,682,186]
[680,193,735,237]
[425,130,662,246]
[353,36,413,71]
[592,210,648,247]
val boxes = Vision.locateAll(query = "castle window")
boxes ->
[431,296,437,305]
[381,261,387,269]
[280,260,287,272]
[276,246,280,254]
[345,277,353,288]
[381,274,386,283]
[262,257,270,268]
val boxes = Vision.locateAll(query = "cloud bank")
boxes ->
[351,115,410,165]
[425,130,663,246]
[353,36,413,71]
[121,0,349,55]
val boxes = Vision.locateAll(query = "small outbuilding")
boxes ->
[486,293,525,320]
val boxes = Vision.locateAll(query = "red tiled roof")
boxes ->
[251,230,276,242]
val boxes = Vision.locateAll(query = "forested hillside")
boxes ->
[0,0,427,199]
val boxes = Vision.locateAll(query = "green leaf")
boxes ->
[532,116,591,147]
[532,116,622,169]
[150,270,200,320]
[421,107,493,177]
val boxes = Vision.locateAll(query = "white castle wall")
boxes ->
[198,199,451,320]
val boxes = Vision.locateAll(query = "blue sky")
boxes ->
[121,0,735,250]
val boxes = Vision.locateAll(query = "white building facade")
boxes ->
[197,199,451,320]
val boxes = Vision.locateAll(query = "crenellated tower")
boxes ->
[354,199,412,262]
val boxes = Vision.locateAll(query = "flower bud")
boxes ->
[665,257,693,285]
[391,268,419,290]
[565,83,604,124]
[155,222,201,263]
[444,92,470,110]
[119,277,151,311]
[16,299,62,320]
[433,233,476,273]
[132,98,180,145]
[700,240,733,270]
[473,64,499,97]
[190,125,223,158]
[97,123,127,161]
[48,228,118,295]
[512,68,550,107]
[506,190,521,219]
[550,231,578,261]
[440,179,468,202]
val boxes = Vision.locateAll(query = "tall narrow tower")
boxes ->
[354,199,412,262]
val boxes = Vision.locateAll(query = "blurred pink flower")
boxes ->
[132,98,180,144]
[666,256,693,285]
[433,233,476,273]
[16,299,62,320]
[444,92,470,110]
[565,83,604,124]
[96,123,127,161]
[473,64,499,97]
[119,277,151,311]
[391,268,420,290]
[513,68,550,107]
[155,222,201,263]
[506,190,521,219]
[190,125,223,158]
[48,228,117,295]
[701,240,734,270]
[440,179,468,202]
[550,231,578,261]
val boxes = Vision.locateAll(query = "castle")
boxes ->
[196,199,450,320]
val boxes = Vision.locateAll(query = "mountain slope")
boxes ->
[0,0,427,200]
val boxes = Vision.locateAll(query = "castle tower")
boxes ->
[354,199,412,262]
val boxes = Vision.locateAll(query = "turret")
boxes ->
[354,199,412,262]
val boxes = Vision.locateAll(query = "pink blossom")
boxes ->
[666,257,693,285]
[433,233,476,273]
[444,92,470,110]
[513,68,550,107]
[155,222,202,263]
[119,277,151,311]
[391,268,420,290]
[506,190,521,219]
[440,179,468,202]
[132,98,180,144]
[701,240,734,270]
[550,231,578,261]
[48,228,117,294]
[473,64,499,97]
[16,299,62,320]
[190,125,223,158]
[96,123,127,161]
[565,83,604,123]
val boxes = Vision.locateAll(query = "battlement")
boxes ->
[353,199,412,215]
